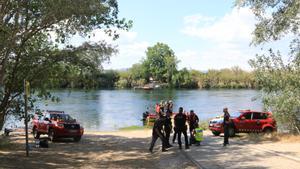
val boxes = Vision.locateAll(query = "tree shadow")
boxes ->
[0,133,184,169]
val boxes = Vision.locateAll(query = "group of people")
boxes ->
[149,104,201,153]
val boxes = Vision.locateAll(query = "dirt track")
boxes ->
[0,130,197,169]
[1,130,300,169]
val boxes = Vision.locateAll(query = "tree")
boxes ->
[0,0,131,130]
[237,0,300,133]
[143,42,178,84]
[172,68,198,88]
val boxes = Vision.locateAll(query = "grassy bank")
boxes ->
[237,132,300,143]
[119,125,152,131]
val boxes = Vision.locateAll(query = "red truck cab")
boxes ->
[209,110,277,137]
[32,110,84,142]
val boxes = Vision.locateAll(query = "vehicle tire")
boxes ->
[73,136,81,142]
[263,128,273,134]
[33,127,40,139]
[229,127,236,137]
[212,131,221,136]
[48,129,56,142]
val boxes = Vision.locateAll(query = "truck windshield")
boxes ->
[50,114,74,121]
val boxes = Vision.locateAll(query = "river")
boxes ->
[28,89,262,131]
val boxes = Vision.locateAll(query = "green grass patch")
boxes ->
[119,125,152,131]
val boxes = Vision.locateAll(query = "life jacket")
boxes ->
[194,127,203,142]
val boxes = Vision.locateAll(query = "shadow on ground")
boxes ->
[0,134,161,169]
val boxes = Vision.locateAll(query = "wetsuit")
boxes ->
[149,116,167,152]
[174,113,189,149]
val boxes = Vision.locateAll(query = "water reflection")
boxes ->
[6,89,262,131]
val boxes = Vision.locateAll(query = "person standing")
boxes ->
[155,103,160,115]
[223,107,231,146]
[174,107,189,149]
[149,112,168,153]
[188,110,199,145]
[164,108,173,148]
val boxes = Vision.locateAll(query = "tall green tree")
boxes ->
[143,43,178,84]
[0,0,131,130]
[237,0,300,133]
[172,68,198,88]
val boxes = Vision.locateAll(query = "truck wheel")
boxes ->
[33,127,40,139]
[229,127,236,137]
[212,131,221,136]
[48,129,56,142]
[73,136,81,142]
[263,128,273,134]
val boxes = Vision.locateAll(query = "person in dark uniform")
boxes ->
[223,107,231,146]
[164,108,173,148]
[172,125,178,144]
[188,110,199,145]
[174,107,189,149]
[149,112,168,153]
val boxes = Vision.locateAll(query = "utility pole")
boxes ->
[24,80,29,157]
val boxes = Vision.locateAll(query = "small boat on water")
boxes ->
[134,83,161,90]
[142,86,154,90]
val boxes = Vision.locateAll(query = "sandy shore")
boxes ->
[1,129,300,169]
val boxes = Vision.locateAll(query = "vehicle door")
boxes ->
[36,115,44,132]
[235,112,253,132]
[252,112,268,132]
[41,113,51,133]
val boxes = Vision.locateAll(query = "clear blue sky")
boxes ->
[71,0,290,71]
[117,0,233,51]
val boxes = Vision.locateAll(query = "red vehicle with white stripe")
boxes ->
[209,110,277,137]
[32,110,84,142]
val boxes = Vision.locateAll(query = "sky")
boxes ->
[69,0,291,71]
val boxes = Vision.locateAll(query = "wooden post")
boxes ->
[24,80,29,157]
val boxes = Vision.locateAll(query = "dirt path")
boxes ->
[2,130,299,169]
[0,130,197,169]
[186,131,300,169]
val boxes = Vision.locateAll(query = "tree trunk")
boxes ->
[0,92,10,131]
[0,112,5,131]
[0,65,3,85]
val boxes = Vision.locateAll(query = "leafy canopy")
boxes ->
[142,42,178,84]
[236,0,300,133]
[0,0,132,130]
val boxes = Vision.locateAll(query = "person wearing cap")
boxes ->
[149,110,168,153]
[174,107,189,149]
[223,107,231,146]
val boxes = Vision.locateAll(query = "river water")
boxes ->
[31,89,262,131]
